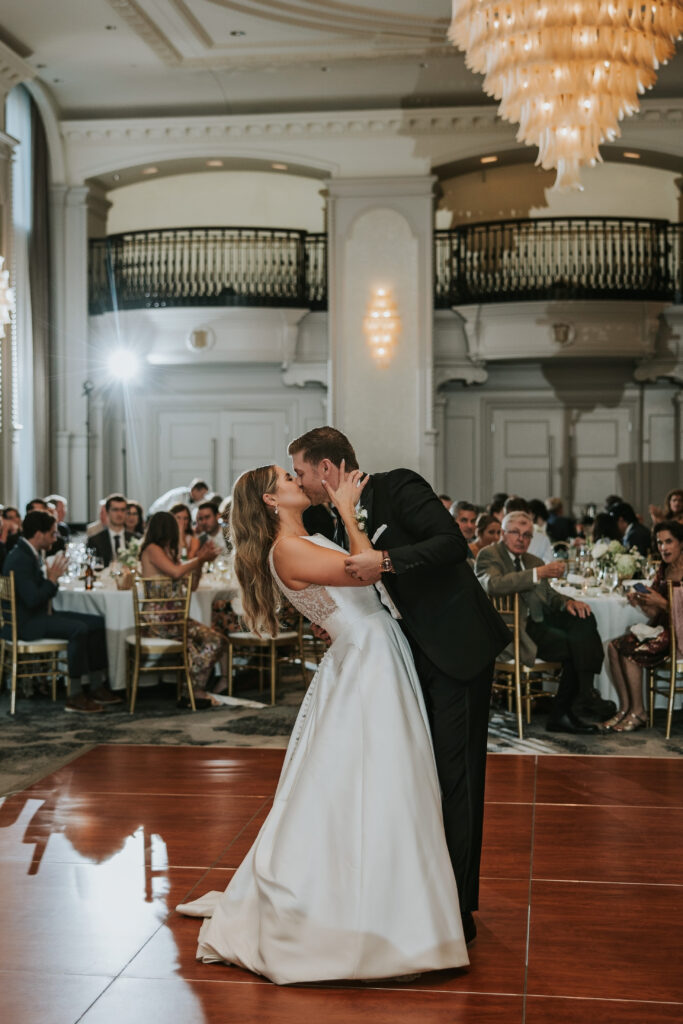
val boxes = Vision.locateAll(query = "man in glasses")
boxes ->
[475,511,604,734]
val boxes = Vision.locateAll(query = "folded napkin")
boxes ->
[630,623,664,642]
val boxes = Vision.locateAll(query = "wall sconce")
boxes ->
[0,255,14,339]
[363,286,401,368]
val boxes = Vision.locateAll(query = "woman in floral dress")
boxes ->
[605,520,683,732]
[139,512,226,708]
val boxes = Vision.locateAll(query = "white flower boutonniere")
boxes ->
[354,506,368,532]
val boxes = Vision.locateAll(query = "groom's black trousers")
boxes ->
[405,631,493,914]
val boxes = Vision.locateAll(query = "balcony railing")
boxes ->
[435,218,682,306]
[89,218,682,315]
[88,227,328,314]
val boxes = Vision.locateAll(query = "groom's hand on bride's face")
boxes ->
[345,550,383,583]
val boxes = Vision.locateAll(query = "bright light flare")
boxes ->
[107,348,141,383]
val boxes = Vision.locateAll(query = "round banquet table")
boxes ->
[53,574,238,691]
[551,583,681,709]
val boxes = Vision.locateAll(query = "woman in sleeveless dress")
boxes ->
[177,463,468,984]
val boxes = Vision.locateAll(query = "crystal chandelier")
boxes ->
[0,255,13,339]
[363,287,401,368]
[448,1,683,190]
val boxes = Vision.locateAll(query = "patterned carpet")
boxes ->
[1,677,681,796]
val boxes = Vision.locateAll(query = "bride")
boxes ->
[177,462,468,984]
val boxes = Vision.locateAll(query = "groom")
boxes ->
[289,427,510,944]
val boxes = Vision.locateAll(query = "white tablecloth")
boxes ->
[53,575,238,691]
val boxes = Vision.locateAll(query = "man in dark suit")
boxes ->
[87,493,133,567]
[476,511,606,731]
[292,427,510,945]
[3,510,120,713]
[611,502,652,557]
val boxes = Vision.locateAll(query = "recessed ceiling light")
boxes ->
[36,63,46,69]
[52,78,62,84]
[105,25,117,30]
[480,155,498,164]
[206,159,224,167]
[112,173,120,182]
[320,66,329,72]
[623,151,641,159]
[271,162,288,171]
[230,30,246,36]
[142,166,158,175]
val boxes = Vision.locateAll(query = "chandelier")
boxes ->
[363,287,401,368]
[0,256,13,339]
[448,1,683,190]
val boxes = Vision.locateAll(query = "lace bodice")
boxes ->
[268,534,383,640]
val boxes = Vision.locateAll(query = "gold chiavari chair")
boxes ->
[647,580,683,739]
[227,625,306,706]
[491,592,561,739]
[126,576,194,713]
[0,572,69,715]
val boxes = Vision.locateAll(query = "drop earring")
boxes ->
[274,505,279,515]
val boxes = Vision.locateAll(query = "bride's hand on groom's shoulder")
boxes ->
[322,459,368,514]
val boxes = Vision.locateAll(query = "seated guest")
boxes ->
[469,513,501,560]
[171,503,200,560]
[610,501,652,556]
[196,501,229,555]
[604,494,623,512]
[125,500,145,537]
[26,498,65,557]
[87,493,133,567]
[148,478,210,519]
[438,493,453,511]
[649,488,683,527]
[592,511,620,543]
[0,506,22,570]
[488,498,506,523]
[475,511,606,732]
[44,494,71,544]
[545,497,577,543]
[139,512,225,707]
[604,520,683,733]
[506,496,554,562]
[453,501,478,546]
[2,511,119,713]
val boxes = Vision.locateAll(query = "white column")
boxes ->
[0,129,18,502]
[327,176,437,481]
[51,184,91,520]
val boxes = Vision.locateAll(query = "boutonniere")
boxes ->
[354,505,368,532]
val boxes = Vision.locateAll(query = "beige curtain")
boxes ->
[28,95,51,493]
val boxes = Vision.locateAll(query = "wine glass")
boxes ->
[603,568,619,593]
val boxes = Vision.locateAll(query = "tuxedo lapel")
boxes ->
[359,478,375,540]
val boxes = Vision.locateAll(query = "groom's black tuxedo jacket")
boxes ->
[305,469,510,681]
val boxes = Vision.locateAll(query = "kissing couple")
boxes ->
[178,426,510,984]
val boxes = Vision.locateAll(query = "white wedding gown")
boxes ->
[177,534,468,984]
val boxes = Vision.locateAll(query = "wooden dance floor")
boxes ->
[1,746,681,1024]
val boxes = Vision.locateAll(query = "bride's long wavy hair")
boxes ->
[230,465,281,637]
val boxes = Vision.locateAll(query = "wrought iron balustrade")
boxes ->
[88,227,328,314]
[435,218,682,306]
[89,219,682,316]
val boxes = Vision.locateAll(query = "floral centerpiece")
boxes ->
[590,539,646,580]
[116,536,141,571]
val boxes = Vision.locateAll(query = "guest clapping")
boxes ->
[605,520,683,733]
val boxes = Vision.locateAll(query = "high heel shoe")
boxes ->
[602,709,629,731]
[613,711,648,733]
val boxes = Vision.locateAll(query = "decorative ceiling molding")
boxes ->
[106,0,182,66]
[60,97,683,149]
[0,37,35,97]
[201,0,448,42]
[108,0,453,69]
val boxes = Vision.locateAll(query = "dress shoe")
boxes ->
[574,690,617,720]
[461,911,477,946]
[546,713,600,735]
[91,685,123,705]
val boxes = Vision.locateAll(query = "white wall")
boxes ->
[437,162,680,227]
[107,170,326,235]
